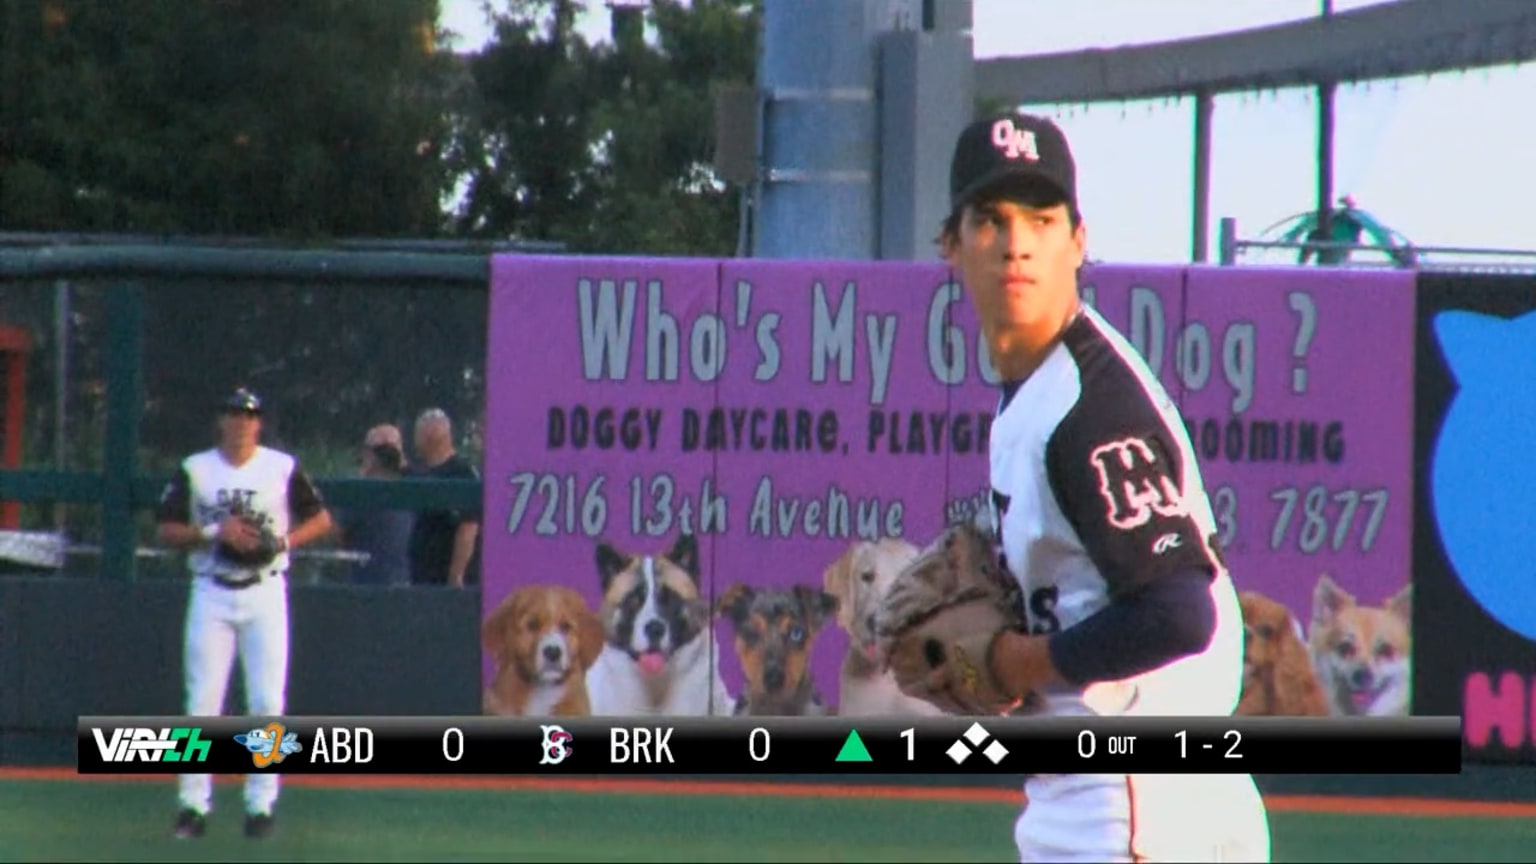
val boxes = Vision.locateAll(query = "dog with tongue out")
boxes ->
[585,531,736,716]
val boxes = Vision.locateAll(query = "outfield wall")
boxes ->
[478,258,1536,766]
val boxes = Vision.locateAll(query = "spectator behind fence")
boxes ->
[333,429,412,588]
[364,423,406,459]
[408,408,481,589]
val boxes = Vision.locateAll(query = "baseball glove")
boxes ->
[873,522,1027,715]
[216,515,284,569]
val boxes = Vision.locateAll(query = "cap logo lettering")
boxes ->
[990,119,1040,162]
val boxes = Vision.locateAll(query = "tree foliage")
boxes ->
[446,0,760,256]
[0,0,764,511]
[0,0,486,493]
[1,0,458,237]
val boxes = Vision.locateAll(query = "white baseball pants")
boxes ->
[176,574,290,816]
[1015,772,1271,863]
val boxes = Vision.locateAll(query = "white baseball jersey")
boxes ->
[157,444,325,819]
[157,446,325,580]
[988,304,1246,719]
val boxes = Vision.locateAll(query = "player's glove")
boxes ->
[873,522,1027,716]
[216,515,285,569]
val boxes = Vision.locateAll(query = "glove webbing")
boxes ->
[878,583,1008,636]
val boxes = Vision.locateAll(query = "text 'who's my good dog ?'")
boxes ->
[573,276,1341,428]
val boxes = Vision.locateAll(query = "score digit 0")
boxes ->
[1077,730,1096,758]
[749,727,770,762]
[442,726,464,762]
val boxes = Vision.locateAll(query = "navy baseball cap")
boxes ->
[949,111,1077,213]
[220,387,262,415]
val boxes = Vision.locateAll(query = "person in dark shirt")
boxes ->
[336,436,412,588]
[407,408,481,588]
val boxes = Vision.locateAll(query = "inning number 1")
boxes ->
[901,728,915,761]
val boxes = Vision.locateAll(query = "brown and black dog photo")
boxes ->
[1236,590,1330,717]
[716,582,839,716]
[482,584,604,718]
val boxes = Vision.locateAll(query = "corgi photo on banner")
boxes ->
[585,531,735,716]
[482,585,604,717]
[822,539,944,717]
[1235,590,1330,717]
[716,582,838,716]
[1309,574,1413,717]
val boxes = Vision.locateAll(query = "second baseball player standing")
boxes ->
[935,113,1272,862]
[155,388,333,840]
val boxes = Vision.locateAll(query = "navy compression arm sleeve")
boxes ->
[1045,569,1217,687]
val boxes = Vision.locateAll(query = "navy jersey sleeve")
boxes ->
[1046,393,1217,599]
[155,468,194,525]
[287,465,327,523]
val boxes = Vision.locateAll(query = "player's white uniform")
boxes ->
[156,445,325,817]
[988,306,1271,863]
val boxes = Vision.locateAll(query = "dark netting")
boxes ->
[138,277,487,474]
[1,273,489,584]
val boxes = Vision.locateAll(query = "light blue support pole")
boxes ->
[752,0,883,260]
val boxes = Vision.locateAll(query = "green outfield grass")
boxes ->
[2,778,1533,863]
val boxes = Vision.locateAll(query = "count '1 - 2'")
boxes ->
[1175,730,1243,759]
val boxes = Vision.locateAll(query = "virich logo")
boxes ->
[93,727,211,763]
[1430,309,1536,642]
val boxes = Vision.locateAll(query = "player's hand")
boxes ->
[217,516,260,551]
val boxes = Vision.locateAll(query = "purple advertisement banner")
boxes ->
[481,257,1416,723]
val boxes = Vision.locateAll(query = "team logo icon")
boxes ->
[539,724,574,766]
[990,118,1040,162]
[1430,308,1536,640]
[1088,437,1188,530]
[235,722,303,769]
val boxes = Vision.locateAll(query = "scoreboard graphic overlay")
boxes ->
[79,716,1460,776]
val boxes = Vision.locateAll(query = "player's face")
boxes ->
[943,195,1086,368]
[218,409,261,449]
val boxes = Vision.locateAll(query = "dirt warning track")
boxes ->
[4,766,1531,818]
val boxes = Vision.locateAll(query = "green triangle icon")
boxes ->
[835,730,873,763]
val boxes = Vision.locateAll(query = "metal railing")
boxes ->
[0,231,568,255]
[1216,216,1536,273]
[0,527,373,586]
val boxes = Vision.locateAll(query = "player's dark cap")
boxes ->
[949,111,1077,213]
[219,387,262,416]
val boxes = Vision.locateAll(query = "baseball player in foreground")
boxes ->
[155,388,332,839]
[875,112,1271,862]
